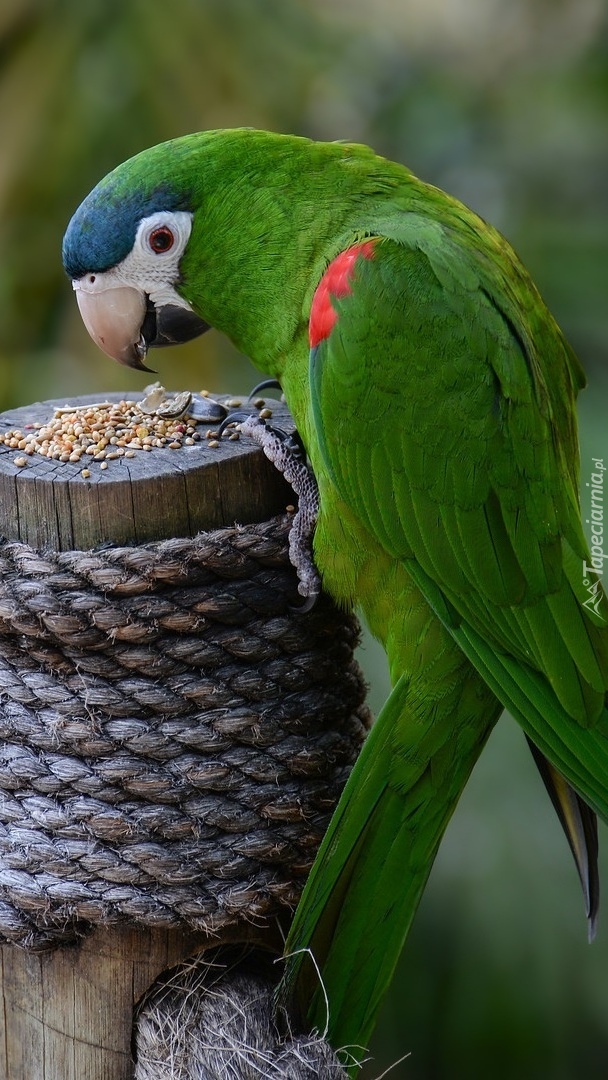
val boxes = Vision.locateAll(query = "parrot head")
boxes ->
[62,135,223,370]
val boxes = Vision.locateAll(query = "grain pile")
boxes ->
[0,385,271,478]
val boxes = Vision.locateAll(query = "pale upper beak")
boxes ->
[74,280,150,369]
[72,276,210,371]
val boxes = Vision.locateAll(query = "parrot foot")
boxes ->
[220,411,321,609]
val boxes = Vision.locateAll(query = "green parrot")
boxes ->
[62,129,608,1066]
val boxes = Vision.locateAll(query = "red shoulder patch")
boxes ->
[309,240,377,348]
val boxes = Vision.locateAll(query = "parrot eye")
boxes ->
[148,226,175,254]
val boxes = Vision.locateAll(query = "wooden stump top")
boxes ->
[0,392,294,550]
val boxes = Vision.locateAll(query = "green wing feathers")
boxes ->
[309,230,608,735]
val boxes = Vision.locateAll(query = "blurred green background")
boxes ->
[1,0,607,1076]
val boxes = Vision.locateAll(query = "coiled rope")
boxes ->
[0,515,369,951]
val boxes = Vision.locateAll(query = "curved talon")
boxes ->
[276,428,307,462]
[259,422,307,462]
[217,409,256,437]
[290,591,319,615]
[248,378,282,399]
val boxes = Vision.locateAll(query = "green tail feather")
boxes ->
[526,736,599,939]
[280,669,501,1067]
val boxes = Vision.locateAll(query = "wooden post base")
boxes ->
[0,926,219,1079]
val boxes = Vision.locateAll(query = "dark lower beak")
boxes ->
[141,298,211,352]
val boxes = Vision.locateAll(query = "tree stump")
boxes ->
[0,392,293,550]
[0,393,365,1079]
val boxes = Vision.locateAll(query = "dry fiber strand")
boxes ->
[0,515,369,950]
[134,948,349,1079]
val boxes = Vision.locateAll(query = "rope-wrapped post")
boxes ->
[0,394,369,1078]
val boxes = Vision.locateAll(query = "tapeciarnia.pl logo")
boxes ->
[583,457,606,617]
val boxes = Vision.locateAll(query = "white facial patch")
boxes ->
[73,210,196,313]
